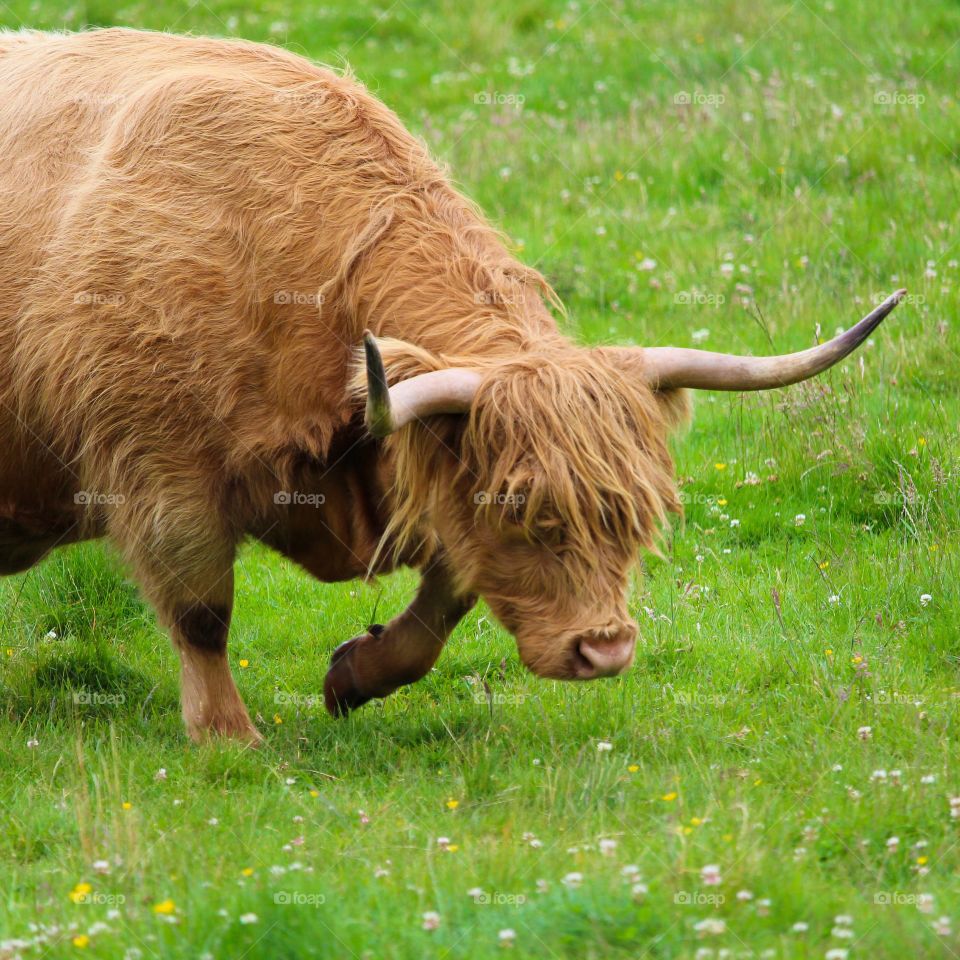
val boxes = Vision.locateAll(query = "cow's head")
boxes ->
[363,290,904,682]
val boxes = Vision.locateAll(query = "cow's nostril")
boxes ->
[572,642,597,678]
[574,629,636,679]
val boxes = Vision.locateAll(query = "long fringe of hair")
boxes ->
[352,339,691,575]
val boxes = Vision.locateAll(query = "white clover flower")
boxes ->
[694,918,726,936]
[700,864,722,886]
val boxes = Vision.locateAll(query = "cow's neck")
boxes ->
[254,419,404,582]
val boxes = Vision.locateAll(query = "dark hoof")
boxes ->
[324,635,374,718]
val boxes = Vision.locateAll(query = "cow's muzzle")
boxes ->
[570,624,637,679]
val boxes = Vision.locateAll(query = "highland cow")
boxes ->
[0,28,903,742]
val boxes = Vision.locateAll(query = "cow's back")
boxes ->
[0,29,443,502]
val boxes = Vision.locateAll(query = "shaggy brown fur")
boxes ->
[0,28,688,737]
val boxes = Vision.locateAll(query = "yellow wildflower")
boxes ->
[69,882,92,903]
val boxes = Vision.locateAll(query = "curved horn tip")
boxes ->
[879,287,907,307]
[858,287,907,332]
[362,330,395,437]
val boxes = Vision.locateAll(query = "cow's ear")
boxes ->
[595,346,671,394]
[597,347,692,432]
[594,346,645,380]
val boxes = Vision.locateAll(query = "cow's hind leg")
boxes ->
[324,555,475,717]
[116,515,261,744]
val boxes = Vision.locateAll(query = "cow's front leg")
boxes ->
[324,557,475,717]
[132,541,262,745]
[170,596,262,745]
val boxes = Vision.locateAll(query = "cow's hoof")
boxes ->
[324,634,374,717]
[187,716,264,747]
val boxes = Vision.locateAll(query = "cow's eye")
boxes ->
[529,520,567,548]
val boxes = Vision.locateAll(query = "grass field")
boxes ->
[1,1,959,957]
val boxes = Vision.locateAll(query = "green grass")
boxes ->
[1,0,959,956]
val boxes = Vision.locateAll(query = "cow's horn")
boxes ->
[639,289,906,391]
[363,331,482,437]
